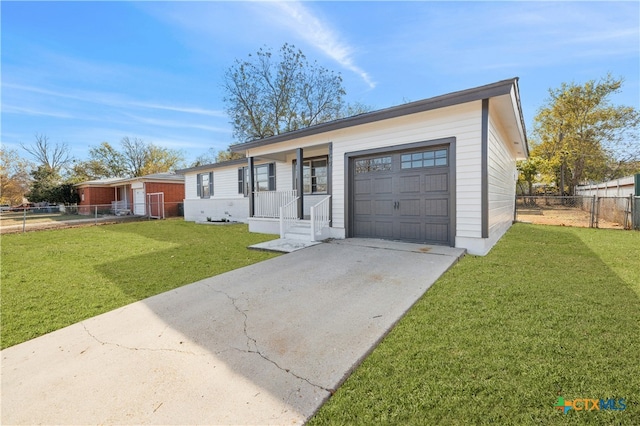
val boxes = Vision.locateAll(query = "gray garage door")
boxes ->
[352,146,451,245]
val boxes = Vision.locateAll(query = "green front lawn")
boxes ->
[311,224,640,425]
[0,220,279,349]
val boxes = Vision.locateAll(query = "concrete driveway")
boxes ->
[1,239,464,425]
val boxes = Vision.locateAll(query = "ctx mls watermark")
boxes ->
[554,396,626,413]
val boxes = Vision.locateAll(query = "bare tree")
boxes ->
[20,133,71,172]
[121,136,148,177]
[223,44,346,142]
[120,136,184,177]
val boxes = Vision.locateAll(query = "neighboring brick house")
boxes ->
[75,172,185,217]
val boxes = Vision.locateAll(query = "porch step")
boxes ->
[284,221,312,241]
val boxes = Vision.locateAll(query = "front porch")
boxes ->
[244,144,333,242]
[248,191,331,242]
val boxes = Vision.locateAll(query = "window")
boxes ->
[238,163,276,196]
[355,156,392,174]
[401,149,447,169]
[293,157,328,194]
[197,172,213,198]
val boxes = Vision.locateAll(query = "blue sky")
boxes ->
[2,1,639,166]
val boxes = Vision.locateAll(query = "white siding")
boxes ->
[183,198,249,223]
[275,161,291,192]
[248,101,484,239]
[183,164,248,222]
[184,166,245,200]
[184,173,198,199]
[215,166,242,198]
[465,105,519,255]
[488,111,518,234]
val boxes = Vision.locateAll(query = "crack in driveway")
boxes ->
[210,286,334,395]
[80,322,203,356]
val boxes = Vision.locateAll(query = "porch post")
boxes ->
[328,142,333,226]
[296,148,304,219]
[248,156,255,217]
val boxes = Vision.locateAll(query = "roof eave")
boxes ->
[231,78,519,152]
[176,158,248,174]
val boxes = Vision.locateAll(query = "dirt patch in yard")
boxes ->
[516,206,624,229]
[0,216,147,234]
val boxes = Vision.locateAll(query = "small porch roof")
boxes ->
[244,142,332,162]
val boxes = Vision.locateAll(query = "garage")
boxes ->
[350,142,453,246]
[233,78,528,255]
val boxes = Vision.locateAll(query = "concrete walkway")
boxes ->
[1,239,465,425]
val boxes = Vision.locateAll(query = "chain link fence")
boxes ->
[515,195,637,230]
[0,201,184,234]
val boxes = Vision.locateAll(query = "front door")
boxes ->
[133,189,145,215]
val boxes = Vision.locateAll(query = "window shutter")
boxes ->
[238,168,244,194]
[196,173,202,198]
[208,172,214,196]
[268,163,276,191]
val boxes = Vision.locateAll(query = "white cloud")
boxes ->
[3,83,225,118]
[123,114,230,133]
[270,1,376,89]
[128,101,226,118]
[2,104,75,119]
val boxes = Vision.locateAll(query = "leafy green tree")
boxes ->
[516,157,542,196]
[0,148,33,205]
[70,137,185,180]
[190,147,244,167]
[50,183,80,204]
[139,144,185,176]
[27,167,80,204]
[69,142,127,183]
[344,101,374,117]
[215,148,245,163]
[26,166,60,203]
[223,43,346,142]
[530,74,639,194]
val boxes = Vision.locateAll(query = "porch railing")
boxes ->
[255,190,297,218]
[279,197,300,238]
[310,195,331,241]
[111,200,131,215]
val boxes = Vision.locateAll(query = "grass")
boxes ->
[0,220,279,349]
[310,224,640,425]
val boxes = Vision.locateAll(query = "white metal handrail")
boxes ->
[279,196,300,238]
[111,200,130,215]
[310,195,331,240]
[255,190,297,218]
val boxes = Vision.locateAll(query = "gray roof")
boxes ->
[132,172,184,182]
[75,172,183,187]
[176,158,247,174]
[231,78,527,152]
